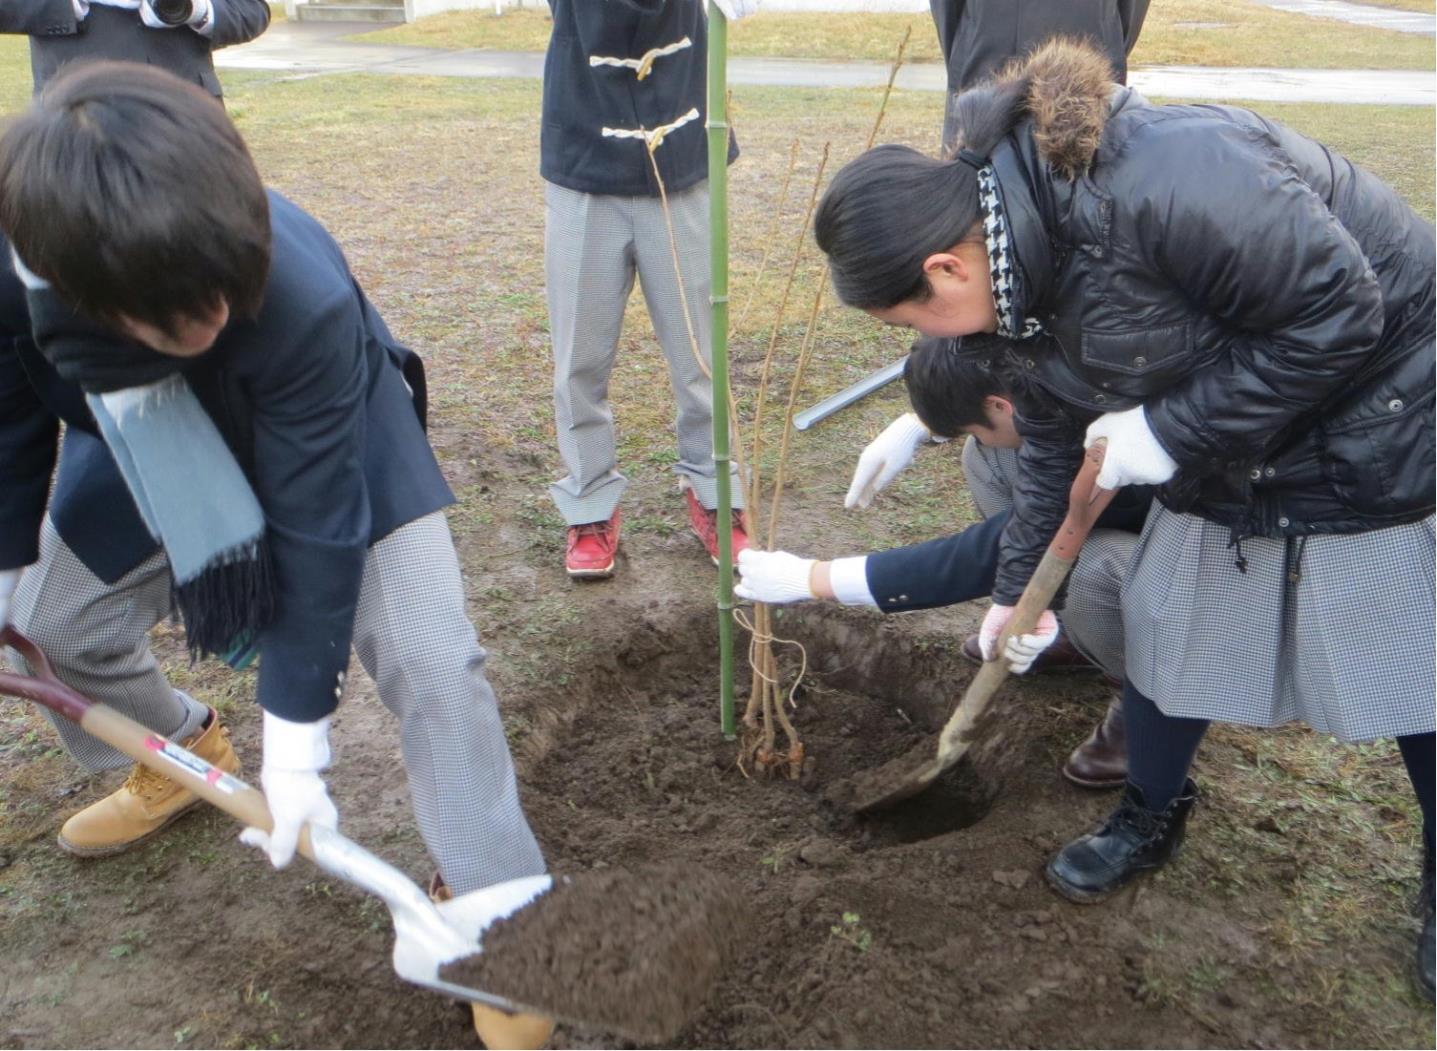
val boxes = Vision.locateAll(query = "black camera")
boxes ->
[148,0,195,25]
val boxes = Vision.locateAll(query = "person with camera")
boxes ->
[0,0,270,97]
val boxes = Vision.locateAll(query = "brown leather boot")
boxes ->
[1062,695,1127,789]
[58,707,239,857]
[961,632,1099,674]
[427,875,555,1049]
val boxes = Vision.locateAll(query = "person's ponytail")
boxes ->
[950,72,1033,158]
[814,70,1034,311]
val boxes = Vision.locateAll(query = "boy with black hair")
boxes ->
[738,336,1152,787]
[0,62,551,1048]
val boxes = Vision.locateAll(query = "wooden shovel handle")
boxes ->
[938,442,1117,757]
[0,626,314,860]
[998,439,1114,641]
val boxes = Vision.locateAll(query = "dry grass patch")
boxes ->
[351,1,1434,70]
[1358,0,1433,11]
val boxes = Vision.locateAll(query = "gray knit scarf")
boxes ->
[86,376,272,667]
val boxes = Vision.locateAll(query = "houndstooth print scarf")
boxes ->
[977,165,1045,341]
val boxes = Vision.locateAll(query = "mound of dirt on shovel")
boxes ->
[442,863,743,1042]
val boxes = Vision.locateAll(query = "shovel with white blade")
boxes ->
[0,625,562,1022]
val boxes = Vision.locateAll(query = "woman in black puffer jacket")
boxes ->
[814,38,1435,998]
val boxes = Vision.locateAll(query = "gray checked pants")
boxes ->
[8,513,546,894]
[961,437,1134,680]
[544,179,743,525]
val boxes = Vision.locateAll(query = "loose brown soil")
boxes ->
[443,865,743,1041]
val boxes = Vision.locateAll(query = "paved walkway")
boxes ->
[1250,0,1434,35]
[217,21,1434,106]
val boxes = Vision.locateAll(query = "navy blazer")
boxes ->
[0,192,453,722]
[0,0,270,96]
[864,486,1152,612]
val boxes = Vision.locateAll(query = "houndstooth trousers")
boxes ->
[1123,507,1436,741]
[8,513,546,894]
[544,179,743,525]
[961,437,1132,680]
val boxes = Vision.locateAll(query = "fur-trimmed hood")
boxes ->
[990,37,1117,179]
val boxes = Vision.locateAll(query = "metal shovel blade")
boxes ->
[302,824,554,1013]
[848,657,1012,812]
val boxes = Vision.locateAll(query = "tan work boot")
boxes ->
[428,875,555,1050]
[58,708,239,857]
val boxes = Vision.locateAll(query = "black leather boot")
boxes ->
[1045,780,1197,903]
[1417,858,1434,1003]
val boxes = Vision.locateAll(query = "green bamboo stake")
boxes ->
[707,3,735,740]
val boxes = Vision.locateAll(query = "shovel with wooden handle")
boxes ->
[851,440,1117,812]
[0,625,561,1020]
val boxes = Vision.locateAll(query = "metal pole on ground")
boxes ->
[707,3,735,739]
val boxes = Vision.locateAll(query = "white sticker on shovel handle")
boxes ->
[144,734,243,795]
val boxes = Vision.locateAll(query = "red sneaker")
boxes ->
[684,488,749,566]
[566,509,621,579]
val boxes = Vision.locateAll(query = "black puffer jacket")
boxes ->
[542,0,736,197]
[974,42,1436,605]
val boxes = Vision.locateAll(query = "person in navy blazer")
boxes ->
[736,338,1153,787]
[0,67,553,1043]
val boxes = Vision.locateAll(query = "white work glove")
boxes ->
[978,603,1060,675]
[239,711,337,869]
[735,548,817,604]
[1085,405,1178,490]
[140,0,213,30]
[0,568,20,628]
[845,413,932,510]
[711,0,758,20]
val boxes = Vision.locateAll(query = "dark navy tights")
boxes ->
[1123,681,1434,864]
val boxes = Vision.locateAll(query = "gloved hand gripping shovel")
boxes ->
[850,441,1117,812]
[0,626,557,1020]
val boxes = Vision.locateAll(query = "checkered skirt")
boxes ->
[1122,507,1436,741]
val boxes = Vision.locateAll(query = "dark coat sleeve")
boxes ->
[865,485,1153,613]
[0,0,78,35]
[1125,121,1387,474]
[244,288,371,724]
[0,270,57,572]
[992,403,1084,608]
[208,0,270,48]
[866,510,1005,611]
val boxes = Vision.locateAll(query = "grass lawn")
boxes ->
[352,0,1435,70]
